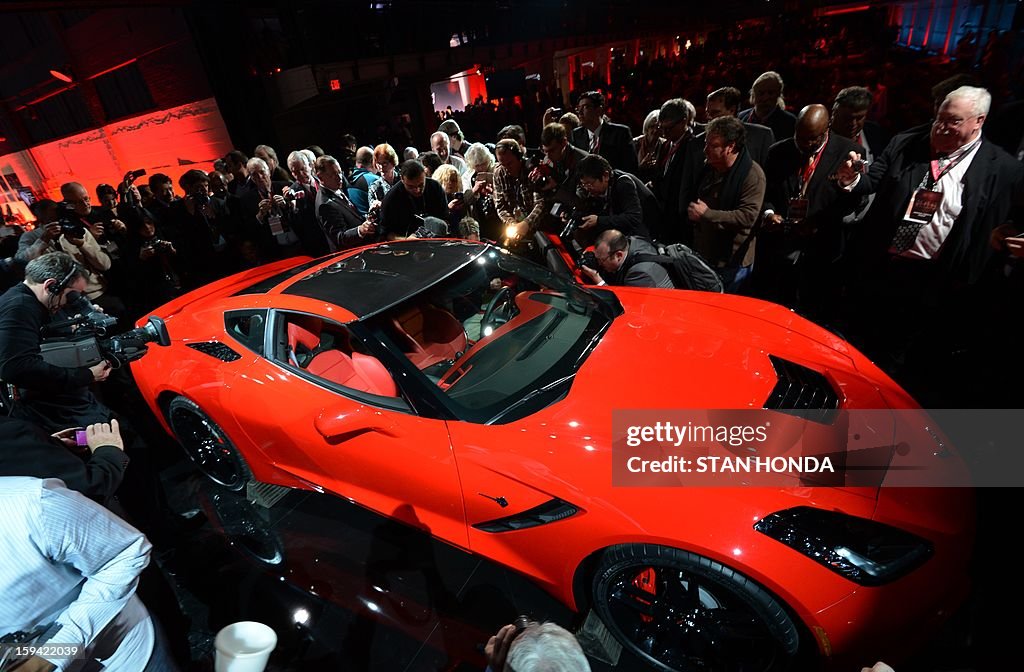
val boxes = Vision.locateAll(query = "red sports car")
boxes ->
[132,239,973,671]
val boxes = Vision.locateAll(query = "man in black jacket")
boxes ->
[0,416,127,505]
[738,71,797,142]
[651,98,703,244]
[837,86,1024,404]
[576,154,656,244]
[756,104,863,319]
[380,160,449,240]
[572,90,638,175]
[0,252,111,429]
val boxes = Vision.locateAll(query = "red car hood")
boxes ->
[491,288,903,509]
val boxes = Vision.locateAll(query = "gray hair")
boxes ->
[246,157,270,175]
[254,144,279,163]
[286,150,310,169]
[834,86,873,111]
[642,109,660,135]
[463,142,495,172]
[402,146,419,161]
[659,98,692,125]
[299,149,317,167]
[506,622,591,672]
[24,251,84,286]
[429,131,450,149]
[751,71,786,110]
[944,85,992,117]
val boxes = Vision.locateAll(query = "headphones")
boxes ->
[48,262,82,296]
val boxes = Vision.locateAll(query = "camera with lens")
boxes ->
[579,250,598,269]
[144,239,173,254]
[284,189,305,203]
[40,292,170,369]
[526,155,554,192]
[55,203,86,239]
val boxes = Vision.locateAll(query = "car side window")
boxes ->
[273,311,407,407]
[224,310,268,356]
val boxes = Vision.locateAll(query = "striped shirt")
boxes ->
[0,477,154,671]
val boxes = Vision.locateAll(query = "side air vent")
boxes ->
[763,355,840,424]
[474,498,579,533]
[187,341,242,362]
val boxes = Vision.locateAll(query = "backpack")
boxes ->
[631,242,724,293]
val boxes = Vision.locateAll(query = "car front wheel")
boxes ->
[591,544,801,672]
[167,395,251,491]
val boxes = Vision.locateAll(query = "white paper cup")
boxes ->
[214,621,277,672]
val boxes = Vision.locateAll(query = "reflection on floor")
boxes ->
[157,460,633,671]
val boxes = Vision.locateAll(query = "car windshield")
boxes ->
[364,247,617,424]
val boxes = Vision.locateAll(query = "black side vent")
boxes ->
[764,355,840,424]
[474,498,579,533]
[187,341,242,362]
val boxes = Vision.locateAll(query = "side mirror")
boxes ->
[314,405,397,442]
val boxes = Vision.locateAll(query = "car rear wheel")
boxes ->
[591,544,800,672]
[167,396,251,491]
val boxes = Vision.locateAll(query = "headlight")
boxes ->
[754,507,932,585]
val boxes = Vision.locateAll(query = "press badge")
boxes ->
[903,188,941,225]
[787,197,809,223]
[268,212,284,235]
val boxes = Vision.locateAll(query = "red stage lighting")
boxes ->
[49,69,74,83]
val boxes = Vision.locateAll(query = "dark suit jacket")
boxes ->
[379,180,449,239]
[739,107,797,143]
[651,134,703,244]
[0,416,127,504]
[763,134,864,261]
[743,122,776,167]
[589,170,656,241]
[572,122,638,174]
[852,131,1024,283]
[316,187,368,251]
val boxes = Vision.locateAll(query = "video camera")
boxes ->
[40,292,170,369]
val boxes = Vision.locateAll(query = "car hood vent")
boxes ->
[474,498,579,533]
[763,355,840,424]
[187,341,242,362]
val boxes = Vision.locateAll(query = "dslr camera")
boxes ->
[40,292,170,369]
[55,202,86,239]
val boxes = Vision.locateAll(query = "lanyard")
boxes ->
[798,137,828,198]
[926,140,980,189]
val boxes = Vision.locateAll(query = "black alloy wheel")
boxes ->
[167,395,251,491]
[592,544,800,672]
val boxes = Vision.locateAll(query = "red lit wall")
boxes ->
[0,97,233,204]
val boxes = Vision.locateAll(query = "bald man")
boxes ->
[751,104,864,321]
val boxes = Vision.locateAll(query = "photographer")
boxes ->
[314,155,376,251]
[575,154,657,245]
[15,200,61,264]
[128,210,184,311]
[493,139,546,240]
[284,152,330,257]
[168,169,235,285]
[579,229,674,289]
[56,182,127,320]
[0,252,111,428]
[535,123,588,232]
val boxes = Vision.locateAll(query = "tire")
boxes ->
[591,544,800,672]
[167,396,252,491]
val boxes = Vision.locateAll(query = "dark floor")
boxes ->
[108,381,1016,672]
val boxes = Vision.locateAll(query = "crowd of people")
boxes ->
[1,13,1022,668]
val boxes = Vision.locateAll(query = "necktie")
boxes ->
[590,130,600,153]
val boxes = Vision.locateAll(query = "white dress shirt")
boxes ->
[0,477,154,671]
[901,137,981,259]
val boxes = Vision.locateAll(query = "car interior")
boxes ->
[283,313,398,397]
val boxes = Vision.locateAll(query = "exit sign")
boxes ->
[329,79,341,91]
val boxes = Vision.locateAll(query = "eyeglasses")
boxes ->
[933,115,979,129]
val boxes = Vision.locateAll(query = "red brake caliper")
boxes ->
[633,568,658,623]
